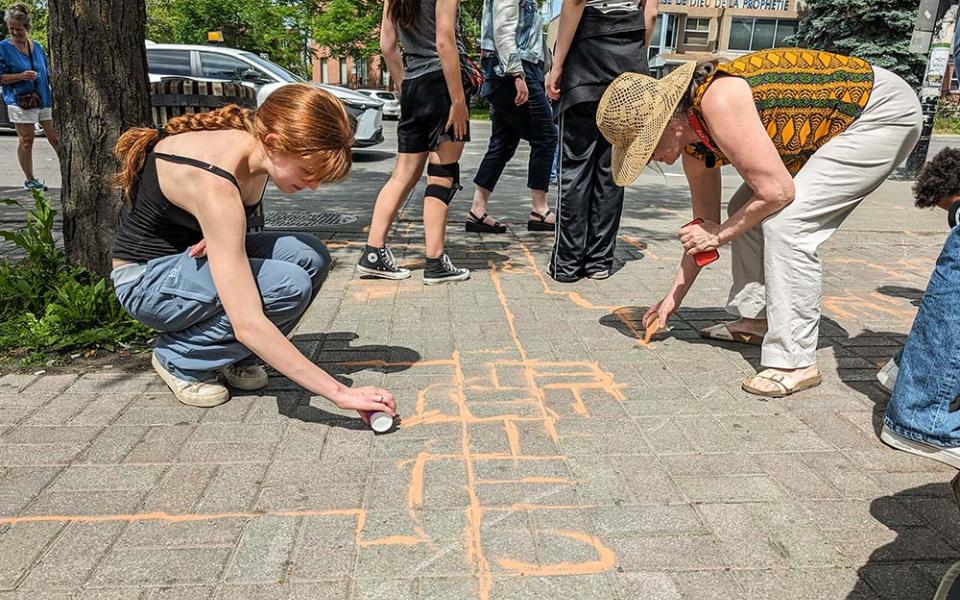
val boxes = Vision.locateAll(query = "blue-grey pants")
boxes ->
[884,226,960,448]
[111,232,330,382]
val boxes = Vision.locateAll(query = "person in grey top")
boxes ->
[357,0,472,285]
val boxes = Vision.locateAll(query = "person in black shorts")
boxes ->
[357,0,471,285]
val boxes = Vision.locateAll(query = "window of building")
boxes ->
[649,13,678,58]
[146,50,192,76]
[682,17,710,47]
[340,59,348,84]
[728,18,798,51]
[320,58,329,83]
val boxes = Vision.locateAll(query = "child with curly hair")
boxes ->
[881,147,960,469]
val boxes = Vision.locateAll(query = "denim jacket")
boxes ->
[480,0,544,77]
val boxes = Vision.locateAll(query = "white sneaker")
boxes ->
[586,269,610,280]
[221,364,268,391]
[877,357,899,393]
[151,353,230,407]
[880,424,960,469]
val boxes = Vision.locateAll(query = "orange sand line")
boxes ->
[0,508,362,526]
[495,529,615,576]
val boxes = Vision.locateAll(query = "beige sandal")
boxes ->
[741,368,822,398]
[700,323,764,346]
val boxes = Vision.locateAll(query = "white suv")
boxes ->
[357,89,400,120]
[145,43,384,147]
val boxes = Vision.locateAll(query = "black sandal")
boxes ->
[527,209,555,232]
[466,210,507,234]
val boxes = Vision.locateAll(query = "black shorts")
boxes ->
[397,69,471,153]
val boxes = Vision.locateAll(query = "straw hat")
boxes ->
[596,61,697,186]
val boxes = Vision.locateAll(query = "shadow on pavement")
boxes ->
[846,482,960,600]
[269,332,420,429]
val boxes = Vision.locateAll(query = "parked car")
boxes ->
[145,43,384,147]
[0,104,45,136]
[357,89,400,120]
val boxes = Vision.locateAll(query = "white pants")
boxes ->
[725,66,923,368]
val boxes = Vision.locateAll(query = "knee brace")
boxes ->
[424,161,462,205]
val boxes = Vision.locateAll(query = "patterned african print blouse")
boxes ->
[686,48,874,175]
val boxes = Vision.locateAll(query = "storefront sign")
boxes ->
[659,0,789,9]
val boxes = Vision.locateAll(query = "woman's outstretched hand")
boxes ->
[331,386,397,424]
[642,296,677,331]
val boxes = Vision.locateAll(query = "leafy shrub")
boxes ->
[0,191,153,360]
[935,99,960,135]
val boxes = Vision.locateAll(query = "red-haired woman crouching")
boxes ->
[110,84,396,422]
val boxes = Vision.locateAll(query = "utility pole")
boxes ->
[893,0,958,179]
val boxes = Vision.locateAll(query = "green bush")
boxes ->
[935,99,960,135]
[0,191,153,361]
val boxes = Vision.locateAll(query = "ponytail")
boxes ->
[114,85,353,203]
[113,105,253,202]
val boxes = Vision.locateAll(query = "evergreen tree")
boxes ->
[793,0,926,89]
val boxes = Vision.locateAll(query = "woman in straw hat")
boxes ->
[596,49,922,397]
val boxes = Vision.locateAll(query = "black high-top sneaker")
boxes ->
[357,245,411,280]
[423,253,470,285]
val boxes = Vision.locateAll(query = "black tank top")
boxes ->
[111,152,262,263]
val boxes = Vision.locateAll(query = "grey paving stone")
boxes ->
[141,464,218,514]
[196,463,268,513]
[670,570,746,600]
[148,587,216,600]
[22,374,78,394]
[116,517,244,549]
[614,572,682,600]
[123,425,194,464]
[287,514,357,580]
[78,426,148,464]
[604,535,727,571]
[671,474,785,503]
[0,521,64,589]
[215,582,350,600]
[488,574,615,599]
[0,374,38,393]
[415,577,479,600]
[223,516,299,583]
[24,490,148,517]
[0,443,88,467]
[0,466,61,516]
[88,547,232,586]
[18,520,125,589]
[47,465,166,492]
[587,504,705,538]
[350,577,416,600]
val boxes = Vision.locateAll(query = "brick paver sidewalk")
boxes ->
[1,173,958,600]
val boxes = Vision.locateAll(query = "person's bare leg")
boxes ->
[469,185,500,227]
[530,188,555,223]
[367,152,428,248]
[424,141,465,258]
[39,119,59,156]
[14,123,35,182]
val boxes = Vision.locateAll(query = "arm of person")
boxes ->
[491,0,522,76]
[547,0,586,100]
[642,151,722,327]
[492,0,529,104]
[642,0,659,46]
[380,0,405,92]
[679,76,794,256]
[193,181,396,418]
[436,0,469,139]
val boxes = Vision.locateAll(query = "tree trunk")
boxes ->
[48,1,151,277]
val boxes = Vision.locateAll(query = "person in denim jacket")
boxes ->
[881,147,960,469]
[466,0,559,234]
